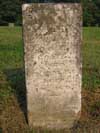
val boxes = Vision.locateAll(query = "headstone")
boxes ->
[22,3,82,130]
[8,23,14,27]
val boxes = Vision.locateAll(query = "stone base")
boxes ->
[28,112,80,130]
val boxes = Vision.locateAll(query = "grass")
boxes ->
[83,27,100,90]
[0,27,23,69]
[0,26,100,132]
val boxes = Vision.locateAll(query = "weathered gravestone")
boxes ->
[22,3,82,130]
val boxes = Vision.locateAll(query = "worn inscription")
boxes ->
[23,3,82,129]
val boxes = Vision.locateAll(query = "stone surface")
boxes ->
[22,3,82,130]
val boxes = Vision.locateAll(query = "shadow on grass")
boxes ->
[3,69,100,132]
[4,68,28,123]
[3,68,80,132]
[2,68,87,133]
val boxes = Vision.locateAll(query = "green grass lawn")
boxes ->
[83,27,100,90]
[0,27,100,132]
[0,27,23,69]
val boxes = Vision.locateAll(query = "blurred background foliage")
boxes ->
[0,0,100,26]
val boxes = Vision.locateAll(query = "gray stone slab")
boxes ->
[22,3,82,130]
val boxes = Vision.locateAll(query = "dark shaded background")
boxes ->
[0,0,100,26]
